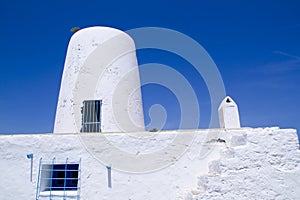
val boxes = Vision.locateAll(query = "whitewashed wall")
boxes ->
[0,127,299,200]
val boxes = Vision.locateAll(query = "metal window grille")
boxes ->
[81,100,102,133]
[36,158,81,200]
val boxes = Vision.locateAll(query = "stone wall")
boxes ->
[186,127,300,200]
[0,127,299,200]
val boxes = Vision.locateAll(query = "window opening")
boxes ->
[81,100,102,132]
[36,158,81,200]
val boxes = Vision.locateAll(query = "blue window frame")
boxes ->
[36,158,81,200]
[51,164,79,191]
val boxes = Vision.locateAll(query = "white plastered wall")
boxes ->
[0,128,299,200]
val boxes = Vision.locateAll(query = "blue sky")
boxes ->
[0,0,299,135]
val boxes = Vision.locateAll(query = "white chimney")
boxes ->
[218,96,241,128]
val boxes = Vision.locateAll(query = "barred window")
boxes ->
[81,100,102,133]
[36,158,81,199]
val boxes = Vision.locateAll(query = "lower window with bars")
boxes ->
[81,100,102,133]
[36,158,81,200]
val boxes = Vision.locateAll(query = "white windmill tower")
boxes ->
[54,26,145,133]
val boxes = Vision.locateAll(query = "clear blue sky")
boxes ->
[0,0,299,135]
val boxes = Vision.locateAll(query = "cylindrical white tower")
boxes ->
[54,26,145,133]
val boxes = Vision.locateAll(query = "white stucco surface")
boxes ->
[0,127,299,200]
[218,96,241,128]
[54,26,144,133]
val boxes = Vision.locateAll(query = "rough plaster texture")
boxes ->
[186,127,300,200]
[218,96,241,128]
[0,127,299,200]
[54,26,144,133]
